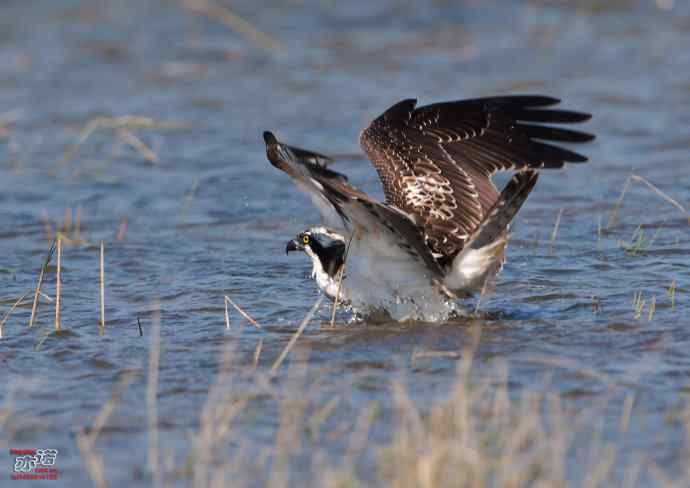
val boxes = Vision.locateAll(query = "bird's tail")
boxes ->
[466,170,539,251]
[452,170,539,308]
[445,170,538,300]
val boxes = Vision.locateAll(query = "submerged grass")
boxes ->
[619,222,665,256]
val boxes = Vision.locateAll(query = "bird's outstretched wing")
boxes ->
[281,142,334,168]
[360,96,595,257]
[263,131,444,282]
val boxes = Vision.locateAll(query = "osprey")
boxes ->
[265,96,594,321]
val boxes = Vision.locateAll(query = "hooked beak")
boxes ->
[285,239,303,255]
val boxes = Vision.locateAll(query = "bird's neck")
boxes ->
[309,241,345,278]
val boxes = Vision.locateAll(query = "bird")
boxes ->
[265,95,595,321]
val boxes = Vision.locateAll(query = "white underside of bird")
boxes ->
[301,225,505,321]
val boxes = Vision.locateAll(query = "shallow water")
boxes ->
[1,0,690,486]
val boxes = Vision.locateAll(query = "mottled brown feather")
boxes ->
[360,96,594,257]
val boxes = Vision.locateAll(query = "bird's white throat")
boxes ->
[304,245,342,301]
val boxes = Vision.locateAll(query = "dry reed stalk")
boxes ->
[75,374,137,487]
[180,177,199,223]
[33,331,51,352]
[38,291,53,303]
[597,215,603,243]
[630,174,689,221]
[76,426,108,488]
[622,454,643,488]
[252,338,263,369]
[42,208,88,247]
[309,396,340,440]
[100,241,105,331]
[411,349,461,362]
[544,392,571,483]
[390,381,426,449]
[75,206,82,244]
[87,373,137,445]
[147,300,161,488]
[62,208,72,236]
[116,217,128,241]
[29,239,55,327]
[343,401,377,468]
[54,233,78,247]
[116,128,159,163]
[268,347,311,488]
[55,238,62,331]
[182,0,284,54]
[496,399,542,486]
[74,372,137,488]
[549,207,564,254]
[648,295,656,321]
[583,443,617,488]
[633,291,645,319]
[41,211,53,242]
[59,115,183,166]
[0,290,32,339]
[619,393,636,434]
[193,345,258,488]
[608,173,689,230]
[668,280,677,311]
[271,294,324,375]
[521,355,614,387]
[474,264,496,315]
[224,297,230,329]
[223,295,261,329]
[607,174,633,230]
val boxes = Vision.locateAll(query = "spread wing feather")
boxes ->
[263,131,444,281]
[360,95,594,257]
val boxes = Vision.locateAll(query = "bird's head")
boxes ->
[285,227,346,278]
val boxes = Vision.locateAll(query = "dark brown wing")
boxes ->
[360,96,594,256]
[264,131,444,279]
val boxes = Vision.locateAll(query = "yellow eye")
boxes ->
[302,235,310,245]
